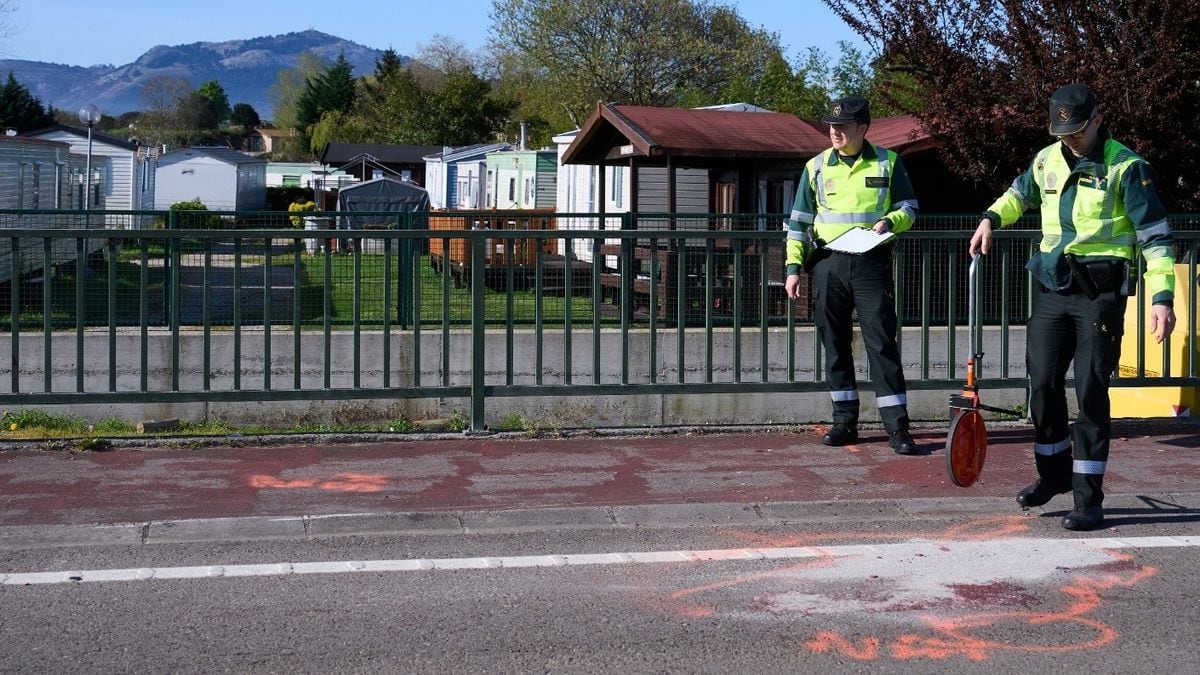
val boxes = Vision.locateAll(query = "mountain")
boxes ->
[0,30,391,121]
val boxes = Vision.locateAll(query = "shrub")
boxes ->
[288,200,317,226]
[168,199,223,228]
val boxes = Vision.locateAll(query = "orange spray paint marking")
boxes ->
[656,519,1157,663]
[248,473,388,493]
[806,631,880,661]
[808,555,1157,662]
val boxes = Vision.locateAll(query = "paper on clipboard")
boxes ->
[824,227,896,254]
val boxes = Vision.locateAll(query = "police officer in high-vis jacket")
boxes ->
[785,96,919,455]
[970,83,1176,531]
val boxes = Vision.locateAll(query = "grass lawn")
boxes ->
[2,242,609,330]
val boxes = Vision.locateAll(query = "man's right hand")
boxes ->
[785,274,803,300]
[969,218,993,256]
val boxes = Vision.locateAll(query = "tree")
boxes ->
[0,72,55,132]
[177,91,219,130]
[197,80,232,124]
[295,53,357,153]
[139,76,192,116]
[230,103,261,131]
[267,53,326,160]
[490,0,788,129]
[824,0,1200,209]
[346,46,515,147]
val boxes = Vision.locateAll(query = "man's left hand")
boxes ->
[1151,304,1176,344]
[872,220,891,235]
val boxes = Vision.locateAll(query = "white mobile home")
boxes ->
[0,135,104,280]
[155,147,267,211]
[423,143,511,210]
[485,148,557,210]
[552,129,709,262]
[22,125,157,225]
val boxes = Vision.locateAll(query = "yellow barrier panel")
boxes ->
[1112,264,1198,418]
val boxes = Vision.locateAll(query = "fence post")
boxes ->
[398,210,411,329]
[621,211,634,324]
[469,232,488,434]
[165,209,176,324]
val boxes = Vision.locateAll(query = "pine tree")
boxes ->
[0,72,55,132]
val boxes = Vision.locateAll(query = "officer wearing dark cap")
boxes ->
[785,96,920,454]
[970,83,1176,530]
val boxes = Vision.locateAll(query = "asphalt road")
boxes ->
[1,421,1199,671]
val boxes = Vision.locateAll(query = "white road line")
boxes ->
[3,535,1198,587]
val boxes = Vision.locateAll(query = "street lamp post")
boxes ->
[78,104,101,210]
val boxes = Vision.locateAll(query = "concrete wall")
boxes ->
[0,326,1031,429]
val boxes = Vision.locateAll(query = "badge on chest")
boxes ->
[865,177,888,188]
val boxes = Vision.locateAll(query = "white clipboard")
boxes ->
[824,227,896,254]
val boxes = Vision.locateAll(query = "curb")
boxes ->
[1,417,1196,453]
[3,492,1198,549]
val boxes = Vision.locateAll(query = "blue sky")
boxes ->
[3,0,869,68]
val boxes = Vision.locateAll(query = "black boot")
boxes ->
[1062,505,1104,531]
[822,423,857,446]
[888,429,918,455]
[1063,472,1105,530]
[1016,478,1071,507]
[1017,448,1072,507]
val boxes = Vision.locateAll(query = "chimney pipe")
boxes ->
[519,121,528,151]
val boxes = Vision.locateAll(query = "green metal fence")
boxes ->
[1,209,1198,432]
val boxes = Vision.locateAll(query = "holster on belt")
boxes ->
[1065,255,1131,298]
[1065,254,1100,300]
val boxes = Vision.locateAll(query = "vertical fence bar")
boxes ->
[1000,242,1011,377]
[233,238,242,391]
[705,239,714,383]
[506,238,515,386]
[676,238,686,383]
[920,240,931,380]
[202,243,212,391]
[412,234,423,387]
[382,235,392,389]
[263,237,272,391]
[649,237,659,385]
[759,237,769,383]
[75,237,84,392]
[592,236,602,384]
[352,240,362,389]
[140,241,149,392]
[441,236,451,388]
[563,237,573,386]
[42,238,51,392]
[947,247,958,380]
[620,217,631,385]
[170,226,180,392]
[322,245,332,389]
[9,237,19,394]
[107,238,117,392]
[470,234,486,432]
[732,237,742,383]
[534,238,544,385]
[293,241,302,390]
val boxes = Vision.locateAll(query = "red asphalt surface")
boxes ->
[1,421,1199,527]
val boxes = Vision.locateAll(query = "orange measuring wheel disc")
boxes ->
[946,409,988,487]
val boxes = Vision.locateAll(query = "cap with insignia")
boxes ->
[1048,83,1097,136]
[821,96,871,125]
